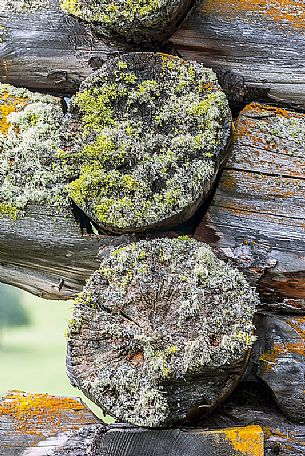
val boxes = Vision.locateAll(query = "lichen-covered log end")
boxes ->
[61,53,232,234]
[59,0,194,48]
[66,237,258,427]
[0,82,67,220]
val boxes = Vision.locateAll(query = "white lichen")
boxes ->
[67,238,258,427]
[0,83,66,218]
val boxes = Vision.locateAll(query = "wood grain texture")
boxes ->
[171,0,305,110]
[0,391,100,456]
[0,392,264,456]
[195,102,305,304]
[0,0,111,94]
[252,313,305,423]
[92,425,264,456]
[205,383,305,456]
[0,205,103,299]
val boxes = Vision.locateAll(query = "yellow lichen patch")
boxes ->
[0,391,97,438]
[0,91,28,135]
[223,425,264,455]
[203,0,305,30]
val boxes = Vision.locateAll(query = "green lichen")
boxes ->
[67,238,258,427]
[0,202,18,220]
[0,83,67,219]
[60,53,231,233]
[60,0,184,46]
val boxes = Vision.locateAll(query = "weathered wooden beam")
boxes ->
[195,102,305,304]
[171,0,305,110]
[0,0,111,94]
[0,205,103,299]
[0,391,100,455]
[0,391,265,456]
[251,313,305,423]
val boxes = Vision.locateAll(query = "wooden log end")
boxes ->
[61,52,232,234]
[67,237,258,427]
[59,0,194,49]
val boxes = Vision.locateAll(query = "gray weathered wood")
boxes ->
[171,0,305,110]
[0,0,111,94]
[57,424,264,456]
[0,391,100,455]
[0,205,103,299]
[195,102,305,304]
[251,313,305,423]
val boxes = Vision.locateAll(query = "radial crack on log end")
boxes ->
[60,0,194,48]
[66,237,258,427]
[61,53,232,234]
[0,82,69,220]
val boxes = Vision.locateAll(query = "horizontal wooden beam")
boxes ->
[0,0,111,94]
[171,0,305,110]
[0,391,264,455]
[195,102,305,304]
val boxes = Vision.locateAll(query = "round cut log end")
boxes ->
[66,237,258,427]
[61,53,232,233]
[59,0,194,48]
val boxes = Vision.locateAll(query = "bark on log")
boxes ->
[0,0,111,94]
[171,0,305,110]
[66,237,257,427]
[195,102,305,304]
[251,313,305,423]
[0,390,100,455]
[61,52,232,233]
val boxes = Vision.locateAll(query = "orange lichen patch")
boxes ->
[242,102,305,120]
[260,318,305,370]
[288,316,305,340]
[223,425,264,456]
[0,92,28,135]
[203,0,305,30]
[0,391,97,438]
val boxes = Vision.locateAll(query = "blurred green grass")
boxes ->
[0,284,113,423]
